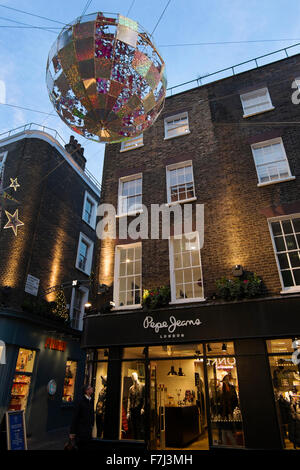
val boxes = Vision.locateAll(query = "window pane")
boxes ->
[266,339,295,354]
[281,270,294,287]
[175,269,184,284]
[119,292,126,306]
[194,282,203,298]
[15,348,36,373]
[8,375,32,412]
[289,252,300,268]
[282,220,293,235]
[293,269,300,285]
[275,237,286,252]
[176,284,185,299]
[185,283,193,298]
[286,235,297,251]
[292,218,300,233]
[120,278,126,291]
[182,252,191,268]
[174,253,182,268]
[271,222,282,236]
[278,253,289,270]
[184,269,193,283]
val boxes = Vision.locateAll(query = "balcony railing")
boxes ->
[166,42,300,96]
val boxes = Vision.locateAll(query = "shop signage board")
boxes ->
[45,338,66,351]
[6,410,27,450]
[25,274,40,296]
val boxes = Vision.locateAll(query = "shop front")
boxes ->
[0,310,86,445]
[82,295,300,450]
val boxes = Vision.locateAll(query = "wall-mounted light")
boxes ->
[72,280,78,286]
[232,265,244,277]
[207,344,212,352]
[222,343,227,351]
[167,365,177,376]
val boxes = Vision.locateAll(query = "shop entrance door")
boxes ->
[149,356,209,450]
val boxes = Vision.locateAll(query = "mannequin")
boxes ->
[220,374,238,419]
[127,372,145,440]
[96,375,107,438]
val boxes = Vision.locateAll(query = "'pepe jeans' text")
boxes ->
[143,315,202,334]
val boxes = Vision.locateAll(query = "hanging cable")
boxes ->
[159,38,300,47]
[80,0,93,19]
[151,0,172,36]
[0,15,58,33]
[0,3,66,25]
[126,0,136,17]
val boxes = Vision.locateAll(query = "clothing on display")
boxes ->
[127,372,145,440]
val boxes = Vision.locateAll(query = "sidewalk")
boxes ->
[27,427,69,450]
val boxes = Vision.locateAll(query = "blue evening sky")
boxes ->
[0,0,300,184]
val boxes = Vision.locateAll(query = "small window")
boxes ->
[76,232,94,275]
[118,174,142,216]
[8,348,36,412]
[269,215,300,292]
[114,243,142,309]
[82,191,97,229]
[164,112,190,139]
[120,135,143,152]
[71,286,89,330]
[251,138,293,185]
[240,87,273,117]
[169,232,204,303]
[62,360,77,403]
[166,161,195,203]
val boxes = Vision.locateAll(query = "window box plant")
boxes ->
[142,286,171,310]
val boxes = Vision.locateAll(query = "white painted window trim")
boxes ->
[120,134,144,152]
[0,150,8,167]
[268,213,300,294]
[168,231,205,304]
[166,160,195,204]
[75,232,94,276]
[118,173,143,216]
[82,190,98,229]
[164,112,190,140]
[69,285,89,331]
[251,137,294,185]
[240,87,274,117]
[113,242,142,310]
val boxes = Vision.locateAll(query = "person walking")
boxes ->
[69,384,94,450]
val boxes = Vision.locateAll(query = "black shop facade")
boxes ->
[82,295,300,451]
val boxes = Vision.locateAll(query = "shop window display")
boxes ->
[206,343,244,447]
[267,338,300,449]
[8,348,36,412]
[120,361,145,440]
[62,360,77,403]
[93,360,108,439]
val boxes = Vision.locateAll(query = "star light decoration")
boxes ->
[4,209,24,236]
[0,174,23,236]
[46,12,167,143]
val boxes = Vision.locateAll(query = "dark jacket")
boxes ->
[70,396,94,441]
[288,411,300,447]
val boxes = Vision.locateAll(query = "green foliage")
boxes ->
[142,286,171,310]
[215,272,263,301]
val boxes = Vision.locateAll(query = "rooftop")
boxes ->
[166,42,300,96]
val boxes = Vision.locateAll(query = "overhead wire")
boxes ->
[0,15,59,33]
[0,3,66,25]
[126,0,136,17]
[151,0,172,36]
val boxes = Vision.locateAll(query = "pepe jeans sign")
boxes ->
[143,315,202,339]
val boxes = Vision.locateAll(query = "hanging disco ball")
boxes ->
[46,12,167,143]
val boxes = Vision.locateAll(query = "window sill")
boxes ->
[75,265,91,276]
[82,218,96,230]
[257,176,296,187]
[243,107,275,118]
[120,144,144,153]
[164,131,191,141]
[280,288,300,295]
[116,211,144,218]
[111,304,142,311]
[170,297,206,305]
[166,196,197,207]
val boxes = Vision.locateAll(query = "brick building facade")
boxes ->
[83,54,300,450]
[0,126,100,443]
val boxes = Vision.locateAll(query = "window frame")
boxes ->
[268,213,300,294]
[240,87,274,118]
[75,232,94,276]
[164,112,190,140]
[117,173,143,217]
[169,231,205,304]
[0,151,8,168]
[251,137,294,186]
[82,190,97,229]
[113,242,142,310]
[166,160,196,205]
[70,285,89,330]
[120,134,144,152]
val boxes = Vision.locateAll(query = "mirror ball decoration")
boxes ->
[46,12,167,143]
